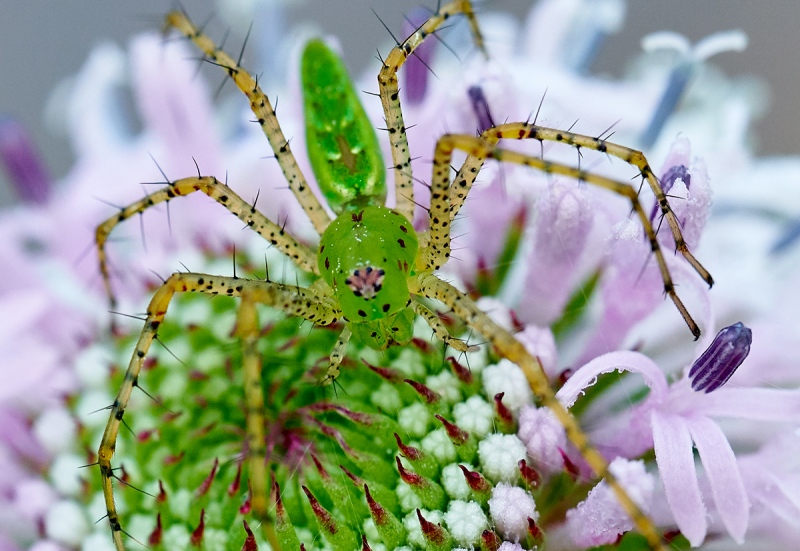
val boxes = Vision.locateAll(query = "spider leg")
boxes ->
[96,176,319,308]
[165,11,331,235]
[320,326,352,385]
[98,273,340,551]
[411,299,476,353]
[424,132,707,339]
[409,272,668,551]
[378,0,486,222]
[449,123,713,287]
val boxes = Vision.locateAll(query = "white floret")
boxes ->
[444,500,489,546]
[425,370,462,403]
[452,395,493,436]
[45,500,88,547]
[488,483,538,542]
[34,407,77,456]
[420,428,457,464]
[441,463,472,500]
[478,433,527,483]
[398,402,431,438]
[482,359,533,413]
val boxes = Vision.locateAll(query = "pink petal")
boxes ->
[651,412,707,546]
[688,416,749,542]
[695,388,800,422]
[520,181,593,326]
[556,350,668,408]
[130,34,222,178]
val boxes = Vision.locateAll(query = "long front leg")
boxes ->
[378,0,487,222]
[165,11,332,235]
[96,176,320,308]
[423,132,709,338]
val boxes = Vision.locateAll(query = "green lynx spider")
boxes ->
[95,2,713,549]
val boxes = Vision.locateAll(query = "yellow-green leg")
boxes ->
[410,273,668,551]
[411,299,476,353]
[457,122,713,284]
[321,326,352,385]
[98,273,339,551]
[165,11,331,235]
[378,0,487,222]
[426,132,709,338]
[96,176,320,308]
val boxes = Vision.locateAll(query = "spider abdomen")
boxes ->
[302,39,386,213]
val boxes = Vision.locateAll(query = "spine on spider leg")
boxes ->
[163,11,331,235]
[94,176,321,311]
[511,122,714,288]
[377,0,487,222]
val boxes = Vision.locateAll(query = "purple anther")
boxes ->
[401,7,437,106]
[650,164,690,222]
[467,85,496,133]
[689,322,752,393]
[0,117,52,204]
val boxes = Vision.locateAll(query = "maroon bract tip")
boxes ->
[241,520,258,551]
[446,356,473,384]
[518,459,541,489]
[190,509,205,546]
[363,359,404,383]
[416,509,447,545]
[228,462,243,497]
[405,379,441,404]
[395,456,424,487]
[458,464,491,493]
[364,484,389,525]
[302,486,337,534]
[148,513,163,546]
[157,480,168,504]
[527,517,543,545]
[481,529,501,551]
[435,414,469,445]
[493,393,514,426]
[195,458,219,497]
[394,433,423,460]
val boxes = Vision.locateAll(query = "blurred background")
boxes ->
[1,0,798,206]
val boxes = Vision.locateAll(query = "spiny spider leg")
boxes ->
[409,272,668,551]
[378,0,486,222]
[449,123,716,295]
[165,11,332,235]
[427,132,708,339]
[411,299,476,353]
[96,176,319,308]
[321,326,352,385]
[98,273,340,551]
